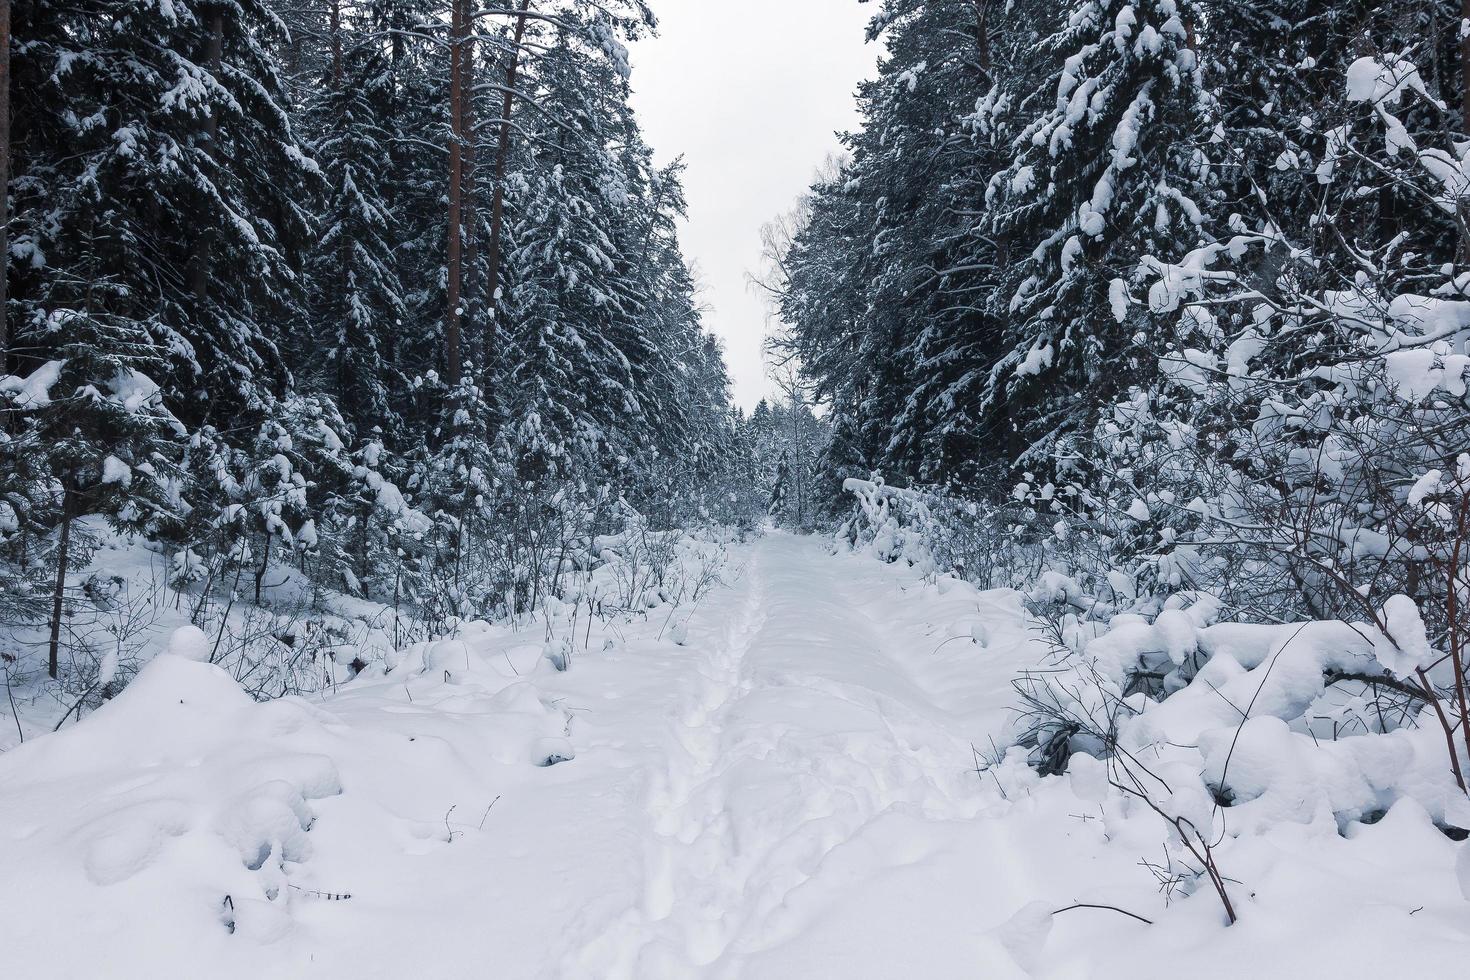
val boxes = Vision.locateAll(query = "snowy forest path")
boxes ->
[563,533,1038,979]
[1,531,1074,980]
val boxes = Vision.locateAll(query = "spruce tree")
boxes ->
[987,0,1210,460]
[301,12,407,435]
[9,0,316,425]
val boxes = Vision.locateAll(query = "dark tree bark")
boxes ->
[47,489,73,680]
[445,0,468,385]
[974,0,991,81]
[1462,0,1470,135]
[329,0,342,87]
[460,0,479,339]
[481,0,530,377]
[190,10,225,309]
[0,0,10,366]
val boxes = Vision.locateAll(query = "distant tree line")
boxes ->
[0,0,787,680]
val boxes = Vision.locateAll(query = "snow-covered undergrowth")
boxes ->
[0,518,413,748]
[840,478,1470,967]
[1,524,745,976]
[2,527,1469,977]
[0,507,739,749]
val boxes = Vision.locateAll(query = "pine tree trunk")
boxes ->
[384,13,406,373]
[190,10,225,309]
[1459,0,1470,263]
[791,402,804,527]
[460,0,479,335]
[446,0,468,386]
[330,0,342,86]
[1462,0,1470,135]
[48,489,73,680]
[388,10,406,207]
[1,0,12,366]
[974,0,991,80]
[330,0,350,406]
[481,0,531,376]
[254,533,271,605]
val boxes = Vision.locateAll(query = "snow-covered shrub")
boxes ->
[588,504,734,616]
[839,53,1470,905]
[1080,51,1470,794]
[839,475,1041,588]
[977,55,1470,927]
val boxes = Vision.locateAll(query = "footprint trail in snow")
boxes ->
[568,534,1029,978]
[0,532,1097,979]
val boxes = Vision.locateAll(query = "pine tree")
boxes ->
[506,25,646,479]
[9,0,317,426]
[987,0,1210,460]
[3,306,182,677]
[302,9,407,434]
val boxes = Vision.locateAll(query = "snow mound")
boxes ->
[0,618,579,968]
[166,624,213,662]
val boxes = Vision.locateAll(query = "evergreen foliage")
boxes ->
[778,0,1470,507]
[0,0,751,681]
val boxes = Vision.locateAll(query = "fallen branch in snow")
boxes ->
[290,884,353,901]
[1051,903,1153,925]
[1321,668,1432,705]
[2,656,22,744]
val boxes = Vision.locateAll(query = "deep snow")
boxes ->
[3,533,1468,978]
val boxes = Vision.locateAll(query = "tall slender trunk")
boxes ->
[329,0,342,87]
[791,400,804,527]
[190,11,225,309]
[1461,0,1470,135]
[387,11,406,209]
[0,0,11,367]
[481,0,531,377]
[460,0,479,337]
[385,15,406,371]
[254,533,271,605]
[1459,0,1470,262]
[445,0,467,385]
[330,0,349,407]
[974,0,991,81]
[48,489,73,680]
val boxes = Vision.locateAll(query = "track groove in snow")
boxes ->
[0,533,1072,979]
[567,535,1007,978]
[11,532,1463,978]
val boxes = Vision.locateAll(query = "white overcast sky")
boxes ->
[628,1,881,412]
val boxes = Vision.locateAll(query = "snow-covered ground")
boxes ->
[3,532,1469,978]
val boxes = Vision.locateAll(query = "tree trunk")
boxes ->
[445,0,467,386]
[254,533,271,605]
[1462,0,1470,135]
[460,0,479,337]
[1459,0,1470,262]
[190,10,225,309]
[48,489,73,680]
[0,0,11,367]
[481,0,531,377]
[387,9,406,207]
[974,0,992,81]
[329,0,342,87]
[330,0,350,406]
[791,401,804,527]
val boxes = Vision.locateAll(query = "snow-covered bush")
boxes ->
[839,53,1470,907]
[1080,51,1470,790]
[839,475,1043,588]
